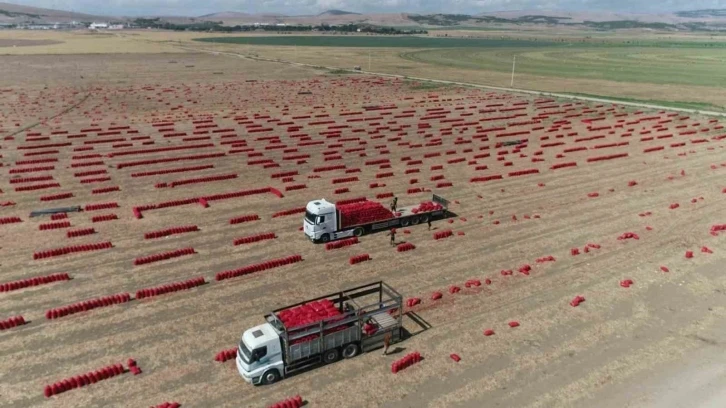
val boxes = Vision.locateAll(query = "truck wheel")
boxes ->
[420,214,429,223]
[411,216,420,225]
[323,348,340,364]
[342,343,360,359]
[320,234,330,243]
[400,218,410,227]
[261,369,280,385]
[353,227,364,237]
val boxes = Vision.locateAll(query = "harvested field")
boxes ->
[1,50,725,408]
[0,39,63,47]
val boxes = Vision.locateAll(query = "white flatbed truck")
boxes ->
[303,194,450,243]
[236,281,403,385]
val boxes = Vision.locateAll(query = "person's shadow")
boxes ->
[386,347,406,355]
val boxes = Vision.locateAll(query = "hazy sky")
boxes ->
[9,0,724,17]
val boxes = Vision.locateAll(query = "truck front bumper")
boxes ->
[236,355,261,385]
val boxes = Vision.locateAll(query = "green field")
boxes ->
[562,93,726,112]
[401,47,726,87]
[197,35,726,49]
[195,35,726,90]
[196,36,557,48]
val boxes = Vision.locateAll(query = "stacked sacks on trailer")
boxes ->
[278,299,346,345]
[338,201,393,228]
[412,201,442,214]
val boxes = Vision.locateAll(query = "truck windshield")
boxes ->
[304,210,316,224]
[239,339,252,364]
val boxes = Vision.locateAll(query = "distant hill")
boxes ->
[0,1,107,23]
[675,9,726,18]
[197,11,252,19]
[2,1,726,32]
[318,10,361,16]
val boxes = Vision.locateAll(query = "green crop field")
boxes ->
[400,47,726,87]
[195,35,557,48]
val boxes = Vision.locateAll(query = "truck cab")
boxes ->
[303,199,337,243]
[236,323,284,385]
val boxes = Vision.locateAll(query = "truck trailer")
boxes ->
[303,194,449,243]
[236,281,403,385]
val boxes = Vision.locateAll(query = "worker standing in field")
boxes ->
[427,218,432,230]
[388,228,396,246]
[383,332,392,356]
[390,197,398,212]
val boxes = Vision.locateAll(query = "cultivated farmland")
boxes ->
[1,50,725,408]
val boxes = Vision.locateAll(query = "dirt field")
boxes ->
[0,46,725,408]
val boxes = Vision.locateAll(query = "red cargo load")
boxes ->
[337,201,393,229]
[278,299,346,344]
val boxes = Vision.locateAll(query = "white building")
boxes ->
[89,22,109,30]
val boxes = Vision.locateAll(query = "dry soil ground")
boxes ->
[0,45,725,408]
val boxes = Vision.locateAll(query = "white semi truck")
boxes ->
[236,281,404,385]
[303,194,449,243]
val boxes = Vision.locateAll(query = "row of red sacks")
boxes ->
[332,176,359,185]
[214,348,237,363]
[9,175,54,184]
[391,352,422,373]
[271,170,298,179]
[508,169,540,177]
[45,293,131,319]
[268,396,303,408]
[92,186,120,194]
[15,182,60,192]
[34,241,112,260]
[80,177,111,184]
[67,227,95,238]
[233,232,276,246]
[71,161,105,168]
[470,175,503,183]
[44,362,127,397]
[433,229,453,240]
[334,187,350,194]
[0,272,70,292]
[107,142,214,158]
[15,158,57,165]
[131,164,214,178]
[38,221,71,231]
[136,276,205,299]
[285,184,306,191]
[349,254,371,265]
[76,169,106,178]
[0,315,25,331]
[325,237,358,250]
[134,187,276,218]
[313,164,345,173]
[0,216,22,225]
[215,255,303,281]
[51,213,68,220]
[144,225,199,239]
[134,247,195,266]
[92,214,118,223]
[272,207,306,218]
[229,214,259,225]
[85,202,118,211]
[116,152,225,169]
[396,243,416,252]
[41,192,74,201]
